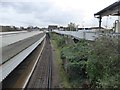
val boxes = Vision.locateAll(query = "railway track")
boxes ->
[26,33,52,89]
[2,33,52,89]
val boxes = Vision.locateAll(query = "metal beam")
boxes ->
[99,16,102,29]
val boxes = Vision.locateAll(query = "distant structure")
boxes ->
[78,28,91,30]
[41,27,48,31]
[0,25,21,32]
[77,27,104,31]
[0,25,2,32]
[94,0,120,32]
[48,25,58,31]
[58,26,64,31]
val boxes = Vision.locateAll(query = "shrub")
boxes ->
[86,35,120,88]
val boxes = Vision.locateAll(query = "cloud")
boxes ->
[0,0,118,28]
[0,1,84,27]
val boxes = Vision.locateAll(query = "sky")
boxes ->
[0,0,119,28]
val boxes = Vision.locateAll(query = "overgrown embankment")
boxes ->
[50,33,71,88]
[50,32,120,88]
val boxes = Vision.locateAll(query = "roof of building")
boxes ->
[94,0,120,17]
[90,27,104,29]
[48,25,58,28]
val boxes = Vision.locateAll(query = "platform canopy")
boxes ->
[94,0,120,17]
[94,0,120,28]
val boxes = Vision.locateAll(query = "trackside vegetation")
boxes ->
[50,32,120,89]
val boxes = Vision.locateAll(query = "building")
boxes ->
[0,26,13,32]
[0,25,25,32]
[0,26,2,32]
[78,28,92,30]
[48,25,58,31]
[94,0,120,33]
[58,26,64,31]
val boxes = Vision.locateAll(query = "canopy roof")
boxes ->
[94,0,120,17]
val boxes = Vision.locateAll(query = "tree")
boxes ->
[68,22,78,31]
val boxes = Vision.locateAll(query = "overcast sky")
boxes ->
[0,0,119,28]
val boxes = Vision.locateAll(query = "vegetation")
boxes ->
[87,35,120,88]
[61,39,89,88]
[50,33,71,88]
[67,22,78,31]
[51,32,120,88]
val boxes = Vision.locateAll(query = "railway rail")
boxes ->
[26,33,52,89]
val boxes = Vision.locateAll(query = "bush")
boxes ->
[86,35,120,88]
[51,33,66,48]
[51,33,120,88]
[61,39,89,83]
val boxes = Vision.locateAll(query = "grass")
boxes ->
[50,39,71,88]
